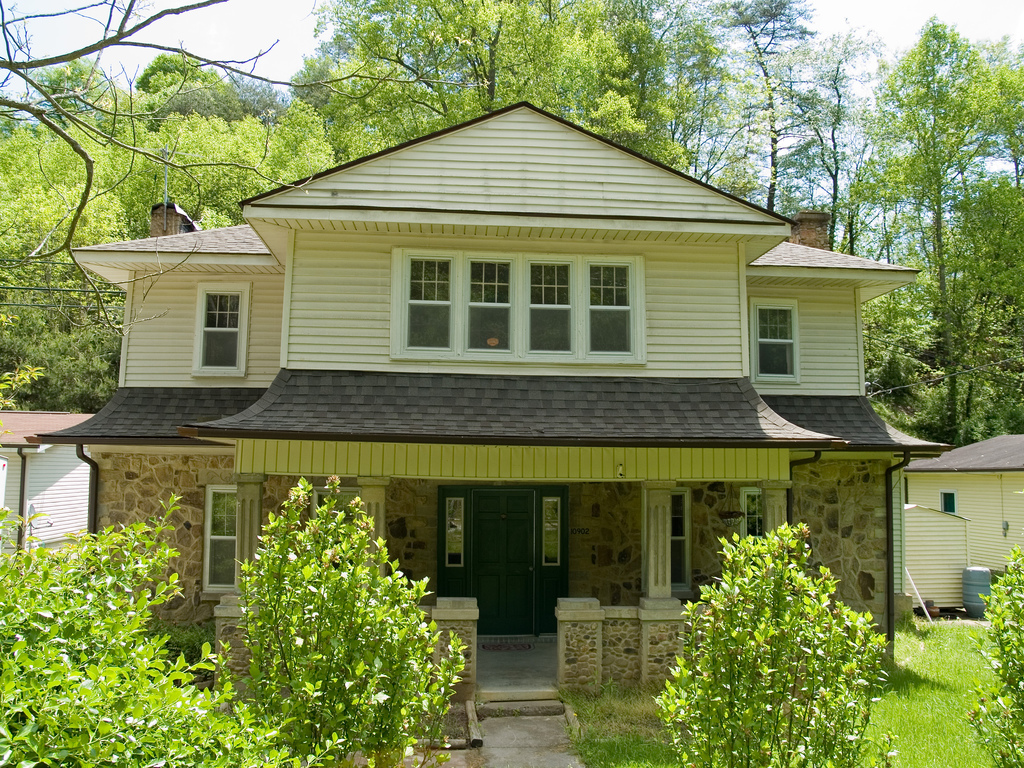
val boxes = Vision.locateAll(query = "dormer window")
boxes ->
[193,282,250,377]
[393,249,644,363]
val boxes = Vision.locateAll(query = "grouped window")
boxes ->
[393,250,644,362]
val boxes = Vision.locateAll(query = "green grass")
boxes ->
[564,619,998,768]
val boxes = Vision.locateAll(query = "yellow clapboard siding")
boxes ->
[236,439,791,481]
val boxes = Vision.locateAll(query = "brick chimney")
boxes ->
[150,202,200,238]
[789,210,831,251]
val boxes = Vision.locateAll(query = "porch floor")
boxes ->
[476,636,558,702]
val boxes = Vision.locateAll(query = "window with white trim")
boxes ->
[204,485,237,590]
[193,283,250,376]
[940,490,957,515]
[751,300,798,381]
[670,490,691,591]
[313,486,362,513]
[393,250,643,362]
[741,487,764,538]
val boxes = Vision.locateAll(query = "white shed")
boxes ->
[904,504,970,608]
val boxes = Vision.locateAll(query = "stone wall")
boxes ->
[569,482,642,605]
[386,479,439,601]
[793,459,889,623]
[685,481,756,589]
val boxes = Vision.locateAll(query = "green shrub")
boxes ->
[657,524,887,768]
[970,546,1024,766]
[149,618,216,666]
[241,477,465,767]
[0,503,303,767]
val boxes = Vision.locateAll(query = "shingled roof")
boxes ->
[906,434,1024,472]
[178,369,843,448]
[750,241,916,273]
[73,225,268,255]
[762,395,946,453]
[36,388,265,445]
[1,411,93,447]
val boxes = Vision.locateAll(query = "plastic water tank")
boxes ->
[963,567,992,619]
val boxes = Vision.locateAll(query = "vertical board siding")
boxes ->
[236,439,790,481]
[123,272,284,387]
[3,448,90,548]
[263,110,780,225]
[907,473,1024,573]
[286,231,744,377]
[905,506,970,606]
[750,286,863,396]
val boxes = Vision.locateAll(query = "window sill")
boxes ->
[201,589,236,602]
[191,369,248,378]
[389,353,647,366]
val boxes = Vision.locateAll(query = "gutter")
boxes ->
[77,444,100,534]
[15,447,27,550]
[787,451,822,524]
[885,451,913,646]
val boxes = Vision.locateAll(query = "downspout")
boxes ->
[885,451,913,646]
[77,444,100,535]
[787,451,822,524]
[15,447,27,550]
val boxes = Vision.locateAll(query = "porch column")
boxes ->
[760,479,792,532]
[357,476,389,543]
[643,480,676,599]
[233,472,266,586]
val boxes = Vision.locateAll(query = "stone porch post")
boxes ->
[760,479,792,531]
[643,480,676,599]
[357,476,389,543]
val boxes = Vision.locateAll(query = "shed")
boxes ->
[903,504,970,608]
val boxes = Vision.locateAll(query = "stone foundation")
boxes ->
[429,597,478,701]
[214,594,250,687]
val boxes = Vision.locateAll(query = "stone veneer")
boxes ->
[385,479,439,603]
[568,482,643,605]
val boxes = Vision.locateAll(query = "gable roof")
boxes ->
[906,434,1024,472]
[1,411,93,447]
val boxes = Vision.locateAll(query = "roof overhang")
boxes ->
[73,252,283,283]
[747,265,918,301]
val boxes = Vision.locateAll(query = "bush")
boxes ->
[0,504,301,767]
[149,618,217,667]
[241,477,465,767]
[970,546,1024,766]
[657,524,887,768]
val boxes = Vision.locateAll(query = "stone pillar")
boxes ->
[357,476,389,543]
[760,480,792,532]
[639,596,683,683]
[430,597,479,701]
[556,597,604,690]
[233,473,266,586]
[214,593,250,689]
[643,481,676,599]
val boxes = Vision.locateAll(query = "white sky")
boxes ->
[13,0,1024,84]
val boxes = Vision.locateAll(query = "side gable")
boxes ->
[243,104,789,236]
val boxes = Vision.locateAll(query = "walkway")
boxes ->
[443,700,584,768]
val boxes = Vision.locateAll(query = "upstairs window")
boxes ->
[193,283,250,376]
[751,300,798,381]
[940,490,957,515]
[393,250,643,363]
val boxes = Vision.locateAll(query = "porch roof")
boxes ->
[178,369,844,448]
[32,387,265,445]
[762,395,947,453]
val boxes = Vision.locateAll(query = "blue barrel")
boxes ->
[963,567,992,619]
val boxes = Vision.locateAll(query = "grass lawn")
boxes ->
[564,619,997,768]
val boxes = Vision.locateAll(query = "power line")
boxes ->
[868,354,1024,397]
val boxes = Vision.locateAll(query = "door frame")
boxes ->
[437,484,569,635]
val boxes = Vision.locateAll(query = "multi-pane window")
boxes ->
[204,486,237,589]
[530,264,571,352]
[408,259,452,348]
[193,283,249,376]
[741,487,764,538]
[589,265,631,353]
[469,261,511,350]
[670,491,690,589]
[755,305,796,378]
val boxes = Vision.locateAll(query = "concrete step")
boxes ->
[477,699,565,719]
[475,685,560,703]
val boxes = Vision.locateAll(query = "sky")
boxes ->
[14,0,1024,84]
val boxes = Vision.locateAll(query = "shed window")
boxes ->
[940,491,957,515]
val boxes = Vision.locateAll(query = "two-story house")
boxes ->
[39,104,943,690]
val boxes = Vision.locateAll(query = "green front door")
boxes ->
[473,489,535,635]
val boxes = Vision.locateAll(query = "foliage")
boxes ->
[657,524,887,767]
[971,546,1024,766]
[241,477,465,767]
[149,618,217,667]
[0,314,44,411]
[0,505,303,767]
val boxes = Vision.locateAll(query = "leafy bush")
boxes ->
[657,524,887,768]
[971,545,1024,765]
[149,618,216,667]
[242,477,465,767]
[0,505,301,767]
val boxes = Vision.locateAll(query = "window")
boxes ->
[445,497,465,566]
[751,301,798,380]
[193,283,250,376]
[393,250,643,362]
[204,485,237,590]
[313,486,361,513]
[542,496,561,566]
[670,490,691,590]
[741,487,763,538]
[940,490,957,515]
